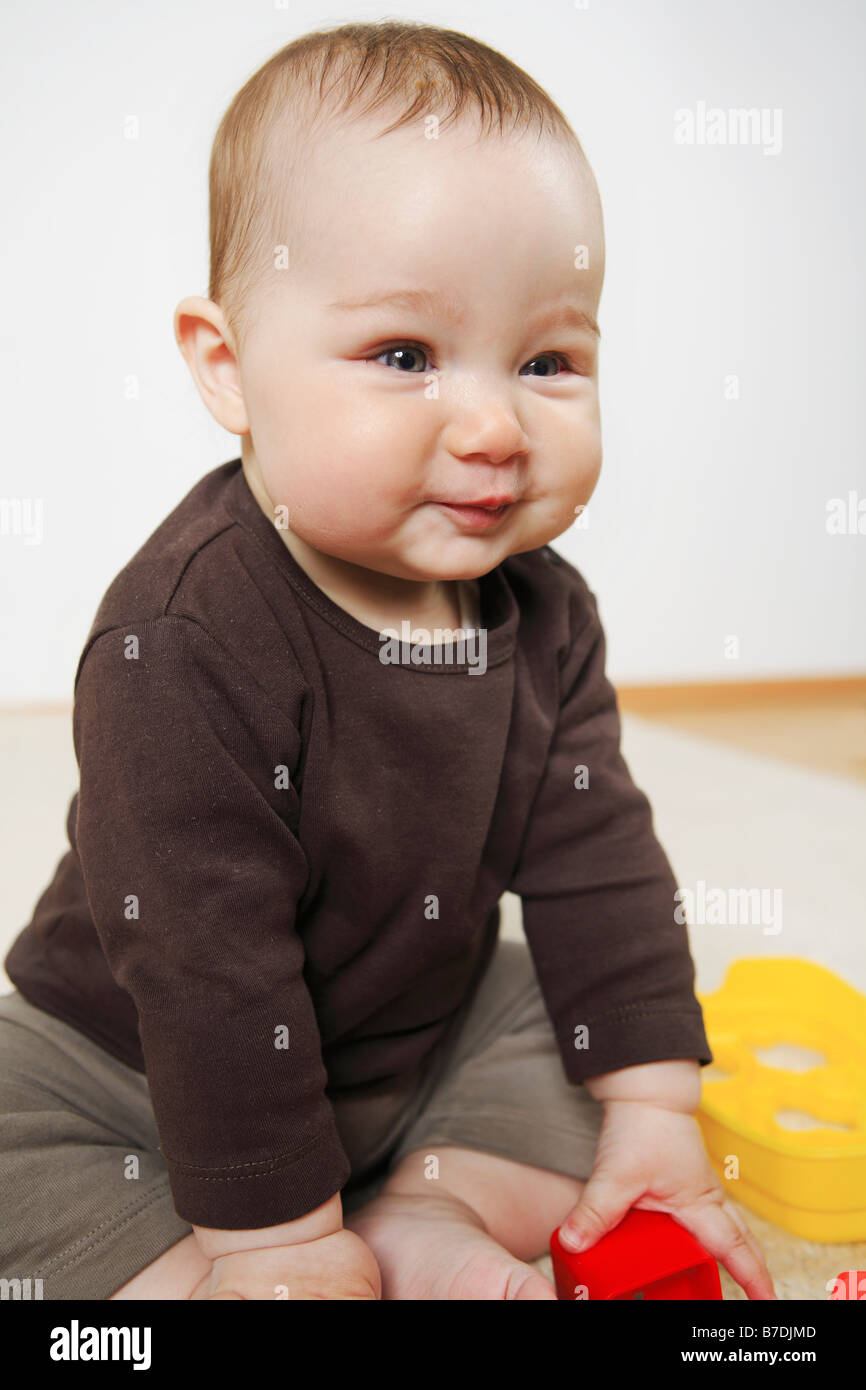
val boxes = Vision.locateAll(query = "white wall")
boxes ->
[1,0,863,700]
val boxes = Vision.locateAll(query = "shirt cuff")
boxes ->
[559,1006,714,1087]
[162,1113,353,1230]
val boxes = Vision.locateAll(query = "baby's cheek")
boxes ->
[300,468,388,542]
[572,427,603,499]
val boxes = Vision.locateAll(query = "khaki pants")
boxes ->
[0,936,604,1299]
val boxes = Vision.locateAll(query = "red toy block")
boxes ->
[550,1209,722,1300]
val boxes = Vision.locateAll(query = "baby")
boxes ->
[2,20,775,1300]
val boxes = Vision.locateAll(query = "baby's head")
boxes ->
[176,20,605,590]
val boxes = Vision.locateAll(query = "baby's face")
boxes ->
[237,113,604,584]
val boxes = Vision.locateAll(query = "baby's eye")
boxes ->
[370,344,431,373]
[367,345,578,376]
[521,352,574,377]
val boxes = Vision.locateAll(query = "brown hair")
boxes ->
[207,19,591,353]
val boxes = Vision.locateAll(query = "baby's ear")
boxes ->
[173,296,249,436]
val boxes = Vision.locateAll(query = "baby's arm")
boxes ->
[190,1193,382,1300]
[583,1058,701,1110]
[73,620,358,1261]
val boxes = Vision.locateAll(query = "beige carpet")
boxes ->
[2,709,864,1301]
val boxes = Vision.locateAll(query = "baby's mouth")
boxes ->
[435,499,515,530]
[433,492,514,528]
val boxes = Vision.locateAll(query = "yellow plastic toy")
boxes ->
[695,957,866,1242]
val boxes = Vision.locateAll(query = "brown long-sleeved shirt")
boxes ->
[4,458,712,1229]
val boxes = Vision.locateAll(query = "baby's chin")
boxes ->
[304,508,567,582]
[399,528,570,579]
[367,538,539,584]
[311,540,500,585]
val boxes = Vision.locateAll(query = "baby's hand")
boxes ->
[558,1099,776,1300]
[189,1228,381,1300]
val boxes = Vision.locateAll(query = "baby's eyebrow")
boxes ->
[329,287,464,320]
[328,288,600,338]
[532,303,601,339]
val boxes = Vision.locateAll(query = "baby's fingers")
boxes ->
[676,1195,776,1300]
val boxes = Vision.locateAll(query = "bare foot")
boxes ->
[343,1189,558,1300]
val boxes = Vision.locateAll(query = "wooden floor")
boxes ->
[617,680,866,783]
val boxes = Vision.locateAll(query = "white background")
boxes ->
[1,0,863,700]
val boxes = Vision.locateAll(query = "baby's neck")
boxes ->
[352,581,464,638]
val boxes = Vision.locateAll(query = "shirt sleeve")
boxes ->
[508,571,713,1085]
[72,615,351,1229]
